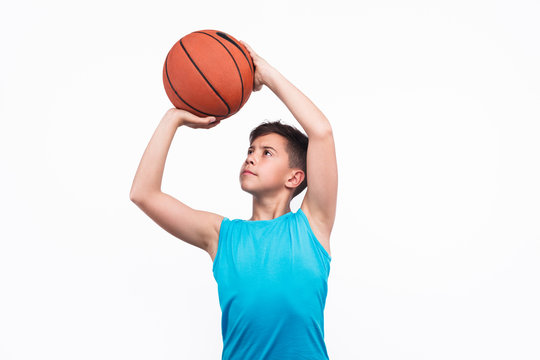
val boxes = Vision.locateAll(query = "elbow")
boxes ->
[129,188,159,204]
[309,126,333,140]
[129,192,140,204]
[129,189,144,204]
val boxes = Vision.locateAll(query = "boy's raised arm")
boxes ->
[129,109,219,197]
[240,40,332,137]
[268,69,338,232]
[129,109,224,258]
[241,40,338,233]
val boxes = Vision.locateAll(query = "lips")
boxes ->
[242,170,256,175]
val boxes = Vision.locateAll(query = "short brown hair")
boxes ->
[249,120,308,199]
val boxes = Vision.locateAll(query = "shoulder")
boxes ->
[298,205,332,257]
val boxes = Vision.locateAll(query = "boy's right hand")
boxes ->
[165,108,221,129]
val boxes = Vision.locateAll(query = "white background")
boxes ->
[1,0,539,359]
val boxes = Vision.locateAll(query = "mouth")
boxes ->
[242,171,255,175]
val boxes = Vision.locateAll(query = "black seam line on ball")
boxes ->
[195,31,248,114]
[180,38,231,115]
[165,53,218,117]
[214,31,253,74]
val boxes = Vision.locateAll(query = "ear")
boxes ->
[285,169,305,190]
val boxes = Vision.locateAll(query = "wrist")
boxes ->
[261,65,279,83]
[163,109,185,127]
[263,67,283,90]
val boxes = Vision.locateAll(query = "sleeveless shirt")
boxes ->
[212,208,331,360]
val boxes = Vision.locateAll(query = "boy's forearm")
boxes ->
[129,113,181,200]
[264,68,332,137]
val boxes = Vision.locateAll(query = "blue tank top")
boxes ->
[212,208,332,360]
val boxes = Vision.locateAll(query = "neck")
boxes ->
[249,194,292,221]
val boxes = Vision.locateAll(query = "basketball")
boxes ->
[162,30,254,121]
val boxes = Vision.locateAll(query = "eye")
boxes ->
[246,149,272,156]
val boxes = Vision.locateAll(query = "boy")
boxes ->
[129,40,338,359]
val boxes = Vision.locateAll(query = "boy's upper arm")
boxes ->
[132,192,224,255]
[300,130,338,234]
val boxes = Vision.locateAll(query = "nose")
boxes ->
[245,152,256,166]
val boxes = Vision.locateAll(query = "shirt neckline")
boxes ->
[243,210,294,223]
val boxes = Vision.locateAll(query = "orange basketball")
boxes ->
[163,30,254,121]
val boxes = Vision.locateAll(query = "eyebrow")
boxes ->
[248,145,278,153]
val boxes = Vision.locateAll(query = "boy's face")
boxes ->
[239,133,297,196]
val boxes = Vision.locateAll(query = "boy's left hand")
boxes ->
[240,40,275,92]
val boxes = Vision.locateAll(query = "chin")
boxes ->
[240,180,263,196]
[239,181,252,193]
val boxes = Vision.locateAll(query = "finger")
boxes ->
[241,40,254,53]
[205,119,221,129]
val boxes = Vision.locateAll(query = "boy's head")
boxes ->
[240,120,308,200]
